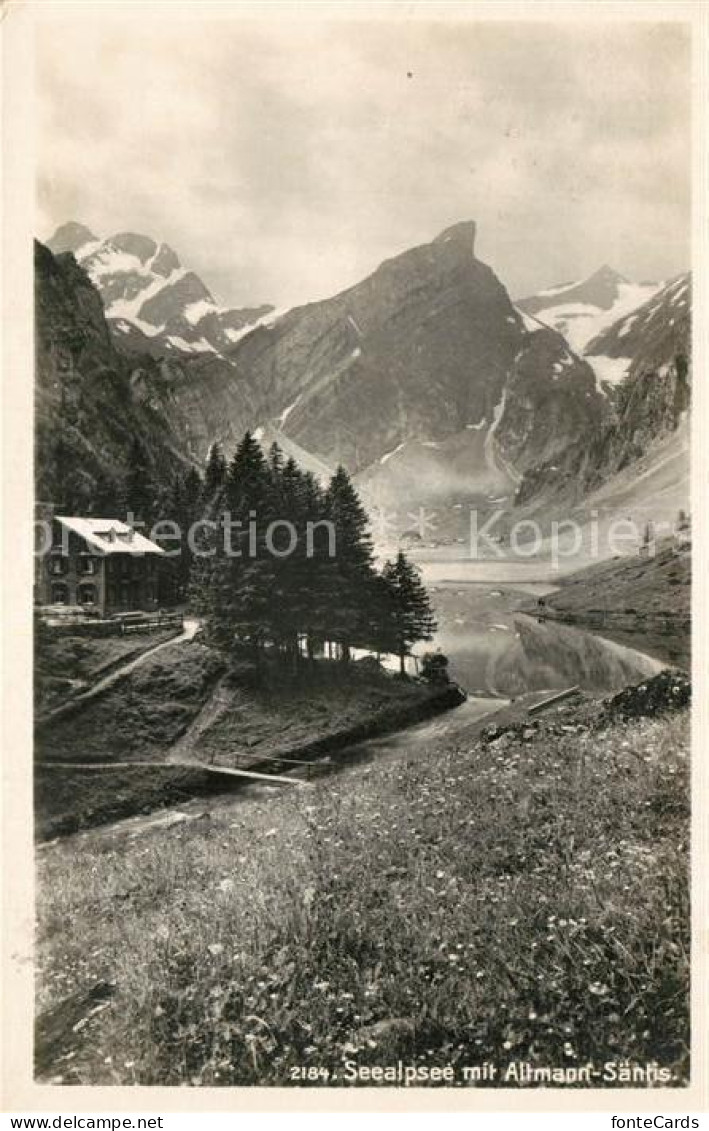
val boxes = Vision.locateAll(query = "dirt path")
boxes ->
[37,618,201,725]
[165,673,239,765]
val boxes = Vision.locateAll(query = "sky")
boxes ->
[36,12,691,310]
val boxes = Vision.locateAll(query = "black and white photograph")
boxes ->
[2,0,705,1112]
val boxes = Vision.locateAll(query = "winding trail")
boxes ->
[37,618,201,726]
[165,673,237,765]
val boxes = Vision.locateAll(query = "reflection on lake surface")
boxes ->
[426,583,666,698]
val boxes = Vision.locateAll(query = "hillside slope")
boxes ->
[533,540,690,668]
[36,685,689,1085]
[515,274,690,512]
[542,542,690,620]
[35,240,198,510]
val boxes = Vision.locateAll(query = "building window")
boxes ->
[78,584,97,605]
[51,582,69,604]
[80,556,96,575]
[48,555,68,576]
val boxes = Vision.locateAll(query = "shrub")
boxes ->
[420,651,450,684]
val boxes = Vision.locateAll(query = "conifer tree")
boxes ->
[226,431,274,516]
[365,570,400,659]
[167,466,203,600]
[299,470,336,659]
[123,438,156,524]
[268,441,285,482]
[217,432,279,651]
[258,454,301,661]
[382,551,437,673]
[203,441,227,502]
[92,470,122,517]
[326,466,376,659]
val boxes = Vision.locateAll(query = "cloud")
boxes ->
[36,15,691,307]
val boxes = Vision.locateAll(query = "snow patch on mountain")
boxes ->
[380,442,406,465]
[515,307,547,335]
[260,307,289,328]
[278,395,303,427]
[484,388,508,474]
[517,267,671,397]
[581,272,690,396]
[72,237,102,262]
[223,306,290,347]
[166,335,216,354]
[587,356,631,393]
[517,267,662,358]
[83,246,151,279]
[106,269,187,327]
[184,299,218,325]
[535,279,580,298]
[531,283,661,352]
[224,326,250,344]
[47,222,275,362]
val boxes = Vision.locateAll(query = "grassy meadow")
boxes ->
[35,694,690,1087]
[35,637,457,837]
[34,627,182,714]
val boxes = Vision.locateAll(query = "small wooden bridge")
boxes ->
[37,755,314,788]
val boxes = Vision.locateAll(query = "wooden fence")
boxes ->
[38,611,184,637]
[117,613,184,634]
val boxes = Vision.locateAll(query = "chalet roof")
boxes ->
[55,516,165,556]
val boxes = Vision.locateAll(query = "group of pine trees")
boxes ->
[189,432,437,673]
[87,430,437,671]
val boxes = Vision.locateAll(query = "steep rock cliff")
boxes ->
[35,240,196,511]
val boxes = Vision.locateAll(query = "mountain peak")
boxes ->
[433,220,477,254]
[47,221,97,256]
[108,231,158,264]
[152,242,181,276]
[517,263,642,333]
[587,264,629,286]
[43,221,274,361]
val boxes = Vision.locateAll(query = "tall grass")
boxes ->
[36,709,689,1086]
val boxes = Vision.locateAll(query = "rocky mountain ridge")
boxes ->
[37,221,689,522]
[35,239,202,511]
[46,222,274,363]
[516,265,662,393]
[584,273,691,388]
[515,273,691,509]
[216,221,608,507]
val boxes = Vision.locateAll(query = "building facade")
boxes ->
[36,517,165,617]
